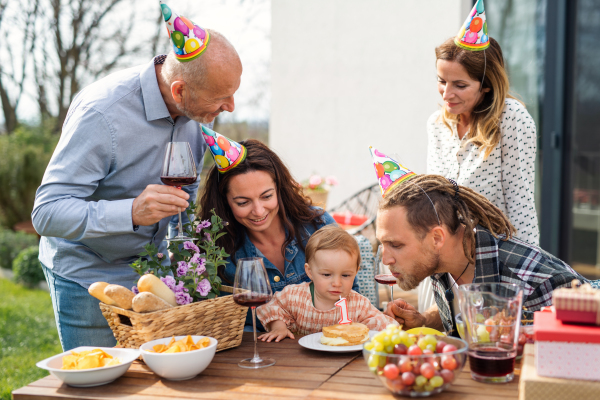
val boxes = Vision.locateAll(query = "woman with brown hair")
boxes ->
[421,0,539,313]
[199,137,359,329]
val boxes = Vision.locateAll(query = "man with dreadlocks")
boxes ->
[369,148,592,335]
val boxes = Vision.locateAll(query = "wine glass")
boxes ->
[374,244,396,304]
[233,257,275,369]
[161,142,197,242]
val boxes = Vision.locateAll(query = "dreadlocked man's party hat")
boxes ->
[369,147,416,197]
[202,127,247,173]
[160,1,210,62]
[455,0,489,51]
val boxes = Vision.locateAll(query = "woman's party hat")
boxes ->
[201,127,247,173]
[160,1,210,62]
[369,147,416,197]
[455,0,489,51]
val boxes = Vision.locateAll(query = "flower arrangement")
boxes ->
[130,203,229,305]
[301,175,339,192]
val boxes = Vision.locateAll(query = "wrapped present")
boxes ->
[534,311,600,381]
[519,343,600,400]
[552,281,600,325]
[331,211,369,227]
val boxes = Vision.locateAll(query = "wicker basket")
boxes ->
[99,285,247,352]
[304,188,329,209]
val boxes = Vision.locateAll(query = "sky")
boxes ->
[0,0,271,126]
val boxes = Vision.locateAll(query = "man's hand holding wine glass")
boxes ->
[131,184,190,226]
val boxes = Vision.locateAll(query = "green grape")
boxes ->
[379,355,387,367]
[385,345,394,353]
[415,375,428,387]
[417,338,428,350]
[430,376,444,388]
[475,313,485,323]
[391,334,402,345]
[399,331,409,341]
[404,336,416,347]
[374,332,387,342]
[477,325,490,342]
[364,341,374,351]
[386,323,398,330]
[426,343,436,352]
[375,342,385,352]
[424,384,435,392]
[424,334,437,346]
[368,354,379,368]
[383,336,391,346]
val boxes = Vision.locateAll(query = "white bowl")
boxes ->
[140,335,217,380]
[36,346,140,387]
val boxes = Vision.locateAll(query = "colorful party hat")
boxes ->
[202,127,247,173]
[369,147,416,197]
[455,0,489,51]
[160,1,210,62]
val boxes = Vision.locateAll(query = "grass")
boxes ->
[0,277,62,400]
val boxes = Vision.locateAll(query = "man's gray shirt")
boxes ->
[32,56,209,289]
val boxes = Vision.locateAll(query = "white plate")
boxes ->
[298,331,377,353]
[36,346,140,387]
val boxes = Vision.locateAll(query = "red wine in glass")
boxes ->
[374,274,397,286]
[233,293,271,308]
[468,345,516,380]
[160,176,197,187]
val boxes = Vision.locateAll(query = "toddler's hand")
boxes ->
[258,320,295,342]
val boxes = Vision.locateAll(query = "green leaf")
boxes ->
[207,292,216,299]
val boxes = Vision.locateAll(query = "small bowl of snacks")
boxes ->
[363,325,468,397]
[36,347,140,387]
[140,335,217,380]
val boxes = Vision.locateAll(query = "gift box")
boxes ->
[519,344,600,400]
[534,311,600,381]
[331,211,369,227]
[552,284,600,325]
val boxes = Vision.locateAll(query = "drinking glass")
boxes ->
[233,257,275,369]
[458,283,524,383]
[374,245,396,303]
[161,142,197,242]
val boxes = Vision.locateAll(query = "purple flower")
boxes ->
[190,252,201,265]
[195,259,206,275]
[175,291,193,305]
[132,286,139,295]
[160,276,176,291]
[197,278,211,296]
[157,253,164,259]
[195,220,211,233]
[176,261,190,277]
[174,281,189,293]
[183,241,200,253]
[204,232,211,241]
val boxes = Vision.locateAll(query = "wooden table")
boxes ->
[13,333,520,399]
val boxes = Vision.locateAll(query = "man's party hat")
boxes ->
[369,147,416,197]
[202,127,247,173]
[455,0,489,51]
[160,1,210,62]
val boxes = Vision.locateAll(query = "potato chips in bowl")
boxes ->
[140,335,218,381]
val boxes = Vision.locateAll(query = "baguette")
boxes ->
[137,274,178,307]
[132,292,173,313]
[104,284,135,310]
[88,282,117,305]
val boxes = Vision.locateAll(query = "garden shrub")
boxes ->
[0,228,38,270]
[13,246,44,287]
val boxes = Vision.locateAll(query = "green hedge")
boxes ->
[0,228,38,270]
[13,246,44,287]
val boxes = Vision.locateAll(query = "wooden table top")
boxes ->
[13,333,520,400]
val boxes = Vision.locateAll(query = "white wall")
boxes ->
[270,0,470,207]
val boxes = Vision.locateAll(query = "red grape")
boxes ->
[383,363,400,380]
[398,357,413,373]
[435,340,448,354]
[423,349,434,355]
[442,344,457,353]
[518,333,527,345]
[401,371,415,386]
[386,378,404,392]
[408,345,423,356]
[420,363,435,379]
[441,355,457,370]
[393,344,408,355]
[440,369,454,383]
[500,333,512,344]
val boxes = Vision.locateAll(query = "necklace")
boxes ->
[444,262,470,303]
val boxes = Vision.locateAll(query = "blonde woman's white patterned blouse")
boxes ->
[426,98,540,245]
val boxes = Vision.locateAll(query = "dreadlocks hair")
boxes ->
[379,175,516,264]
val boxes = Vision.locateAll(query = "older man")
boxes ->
[32,3,242,350]
[377,174,591,335]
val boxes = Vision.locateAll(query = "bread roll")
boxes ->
[132,292,173,313]
[137,274,178,307]
[104,284,135,310]
[88,282,117,305]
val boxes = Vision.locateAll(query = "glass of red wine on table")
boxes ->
[374,244,396,304]
[161,142,197,242]
[233,257,275,369]
[457,283,524,383]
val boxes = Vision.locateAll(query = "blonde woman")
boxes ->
[419,37,539,313]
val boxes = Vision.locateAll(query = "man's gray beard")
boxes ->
[175,100,211,124]
[395,252,440,291]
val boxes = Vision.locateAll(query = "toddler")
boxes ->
[257,225,397,342]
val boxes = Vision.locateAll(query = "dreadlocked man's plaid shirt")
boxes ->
[431,226,589,333]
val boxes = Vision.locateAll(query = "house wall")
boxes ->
[270,0,471,207]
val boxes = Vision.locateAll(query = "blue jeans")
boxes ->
[42,264,116,351]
